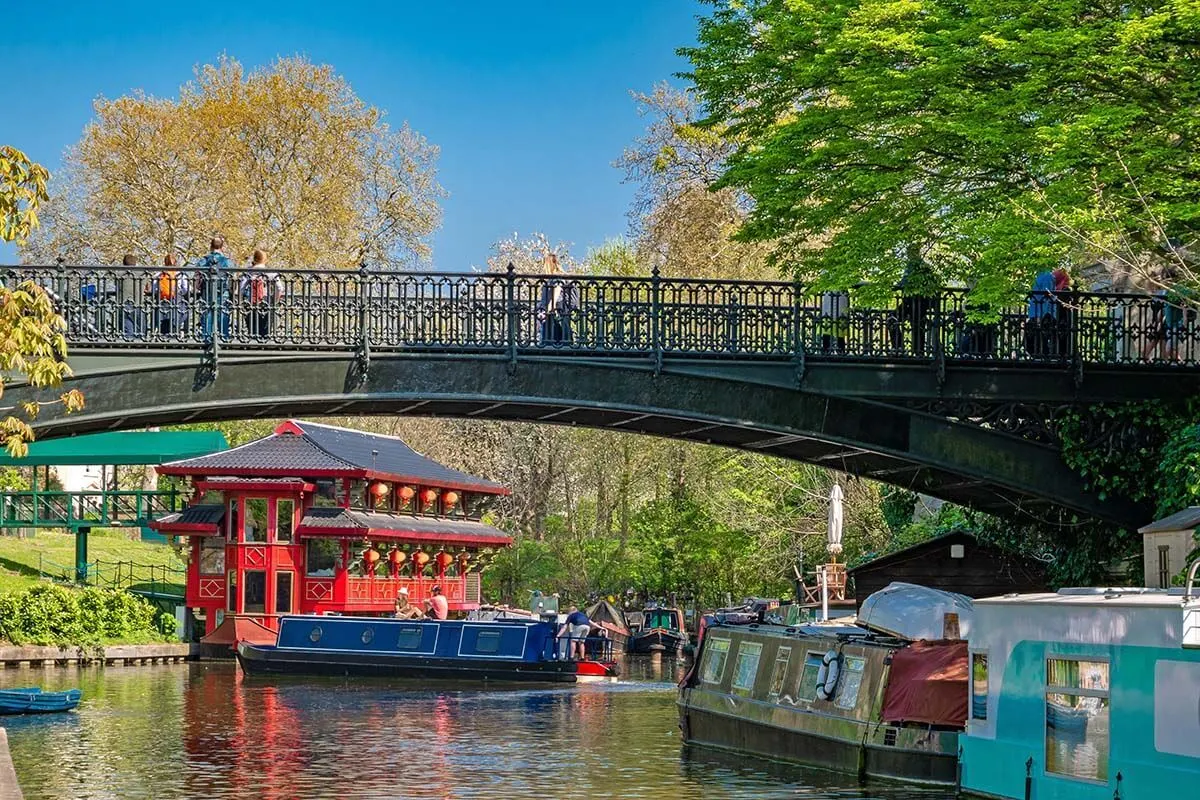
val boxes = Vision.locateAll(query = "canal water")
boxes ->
[2,660,956,799]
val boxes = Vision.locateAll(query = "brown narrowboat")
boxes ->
[678,621,966,786]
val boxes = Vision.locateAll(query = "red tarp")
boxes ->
[881,639,968,727]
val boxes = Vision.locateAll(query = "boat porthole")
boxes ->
[361,628,375,644]
[309,626,323,643]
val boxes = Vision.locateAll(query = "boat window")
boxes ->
[646,610,678,630]
[396,626,424,651]
[835,655,866,710]
[306,538,339,576]
[1045,658,1110,782]
[797,651,825,700]
[243,570,267,614]
[731,641,763,695]
[700,638,731,684]
[475,630,502,654]
[971,653,988,720]
[768,647,791,699]
[276,499,294,543]
[244,498,268,543]
[199,537,225,575]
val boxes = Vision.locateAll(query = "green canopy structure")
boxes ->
[0,430,228,583]
[0,430,228,466]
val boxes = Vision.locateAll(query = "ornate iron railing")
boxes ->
[6,264,1199,367]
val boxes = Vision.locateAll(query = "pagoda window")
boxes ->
[226,498,239,541]
[312,480,339,508]
[306,538,339,577]
[243,570,267,614]
[276,499,294,543]
[198,538,225,575]
[275,572,294,614]
[244,498,268,543]
[349,480,369,510]
[227,571,237,613]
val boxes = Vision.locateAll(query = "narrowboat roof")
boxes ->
[159,419,508,494]
[975,587,1188,608]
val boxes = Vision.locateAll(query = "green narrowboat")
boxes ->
[678,621,966,786]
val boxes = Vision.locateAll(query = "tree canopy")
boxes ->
[683,0,1200,302]
[24,56,443,270]
[0,146,83,456]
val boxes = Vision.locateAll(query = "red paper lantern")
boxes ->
[362,547,381,573]
[398,486,415,502]
[419,488,438,508]
[369,481,390,499]
[436,551,455,571]
[442,491,459,509]
[389,548,406,566]
[456,551,470,571]
[412,550,430,572]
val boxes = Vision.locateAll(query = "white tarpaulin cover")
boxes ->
[857,582,974,641]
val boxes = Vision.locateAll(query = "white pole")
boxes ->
[820,565,829,622]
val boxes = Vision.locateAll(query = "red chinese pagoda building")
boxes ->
[151,420,511,642]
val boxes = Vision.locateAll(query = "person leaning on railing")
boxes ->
[238,249,284,340]
[149,253,188,336]
[536,253,577,346]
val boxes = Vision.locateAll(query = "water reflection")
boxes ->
[3,658,953,799]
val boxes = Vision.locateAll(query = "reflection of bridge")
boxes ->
[7,264,1200,527]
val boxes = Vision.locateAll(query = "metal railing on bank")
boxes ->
[4,264,1199,367]
[36,556,185,597]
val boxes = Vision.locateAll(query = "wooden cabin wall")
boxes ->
[850,533,1048,611]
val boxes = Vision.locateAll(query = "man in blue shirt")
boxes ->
[558,605,592,661]
[196,236,233,342]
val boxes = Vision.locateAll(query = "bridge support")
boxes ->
[75,526,90,584]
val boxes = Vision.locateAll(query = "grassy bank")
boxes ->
[0,529,185,595]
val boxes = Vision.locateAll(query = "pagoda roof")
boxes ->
[296,507,512,547]
[158,420,507,494]
[150,503,226,535]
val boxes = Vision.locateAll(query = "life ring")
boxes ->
[816,648,841,700]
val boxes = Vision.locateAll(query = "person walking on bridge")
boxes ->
[196,236,233,343]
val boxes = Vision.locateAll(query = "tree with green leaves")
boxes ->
[0,146,84,456]
[683,0,1200,304]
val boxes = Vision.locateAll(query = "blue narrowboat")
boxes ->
[236,615,618,682]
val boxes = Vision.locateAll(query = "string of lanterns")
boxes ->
[357,543,492,577]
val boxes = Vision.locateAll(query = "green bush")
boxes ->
[0,584,174,646]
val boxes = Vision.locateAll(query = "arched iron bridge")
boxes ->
[6,263,1199,529]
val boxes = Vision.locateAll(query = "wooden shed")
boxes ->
[848,531,1049,611]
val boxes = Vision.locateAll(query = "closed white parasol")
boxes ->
[827,483,844,557]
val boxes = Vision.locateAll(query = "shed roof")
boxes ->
[158,420,506,494]
[0,430,228,466]
[1138,507,1200,534]
[848,530,1049,575]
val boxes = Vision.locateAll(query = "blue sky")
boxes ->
[1,1,702,269]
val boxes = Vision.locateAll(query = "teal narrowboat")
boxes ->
[961,586,1200,799]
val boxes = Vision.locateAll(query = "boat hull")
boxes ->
[679,702,958,786]
[630,629,686,655]
[237,642,591,682]
[0,687,82,715]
